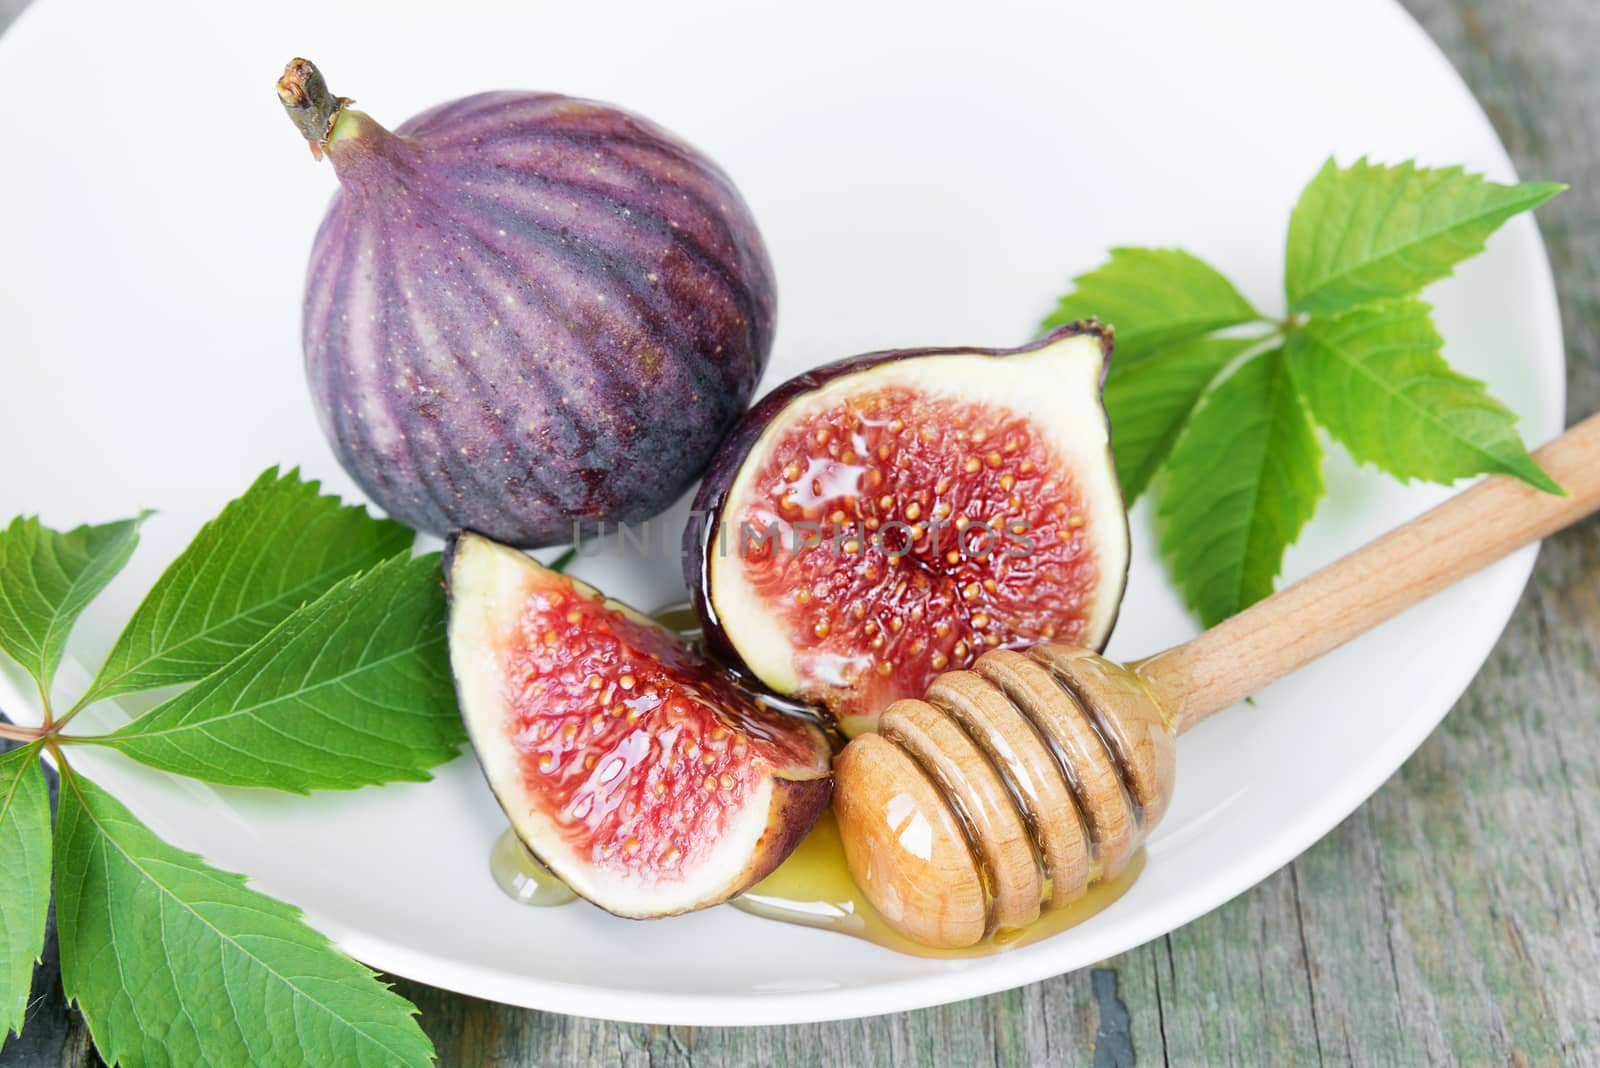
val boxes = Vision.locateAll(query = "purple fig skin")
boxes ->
[293,68,776,548]
[684,320,1125,699]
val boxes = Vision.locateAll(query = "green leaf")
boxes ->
[1288,300,1560,493]
[1285,158,1564,316]
[1040,248,1262,358]
[0,744,51,1041]
[1158,348,1325,626]
[1104,335,1262,503]
[0,514,145,694]
[52,769,434,1068]
[85,468,414,705]
[98,553,462,792]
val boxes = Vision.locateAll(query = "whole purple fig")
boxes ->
[278,59,776,547]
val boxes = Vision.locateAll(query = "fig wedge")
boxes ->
[447,533,831,917]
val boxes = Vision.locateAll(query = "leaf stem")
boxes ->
[1274,312,1310,337]
[49,731,111,746]
[0,721,42,743]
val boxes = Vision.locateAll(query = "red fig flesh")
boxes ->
[447,533,831,917]
[689,324,1129,736]
[280,60,776,548]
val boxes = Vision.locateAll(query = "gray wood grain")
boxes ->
[3,0,1598,1064]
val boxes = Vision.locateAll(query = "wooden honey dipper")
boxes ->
[833,412,1600,948]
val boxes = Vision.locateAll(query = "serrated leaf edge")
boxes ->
[1287,156,1565,314]
[83,467,410,707]
[53,767,433,1068]
[92,551,459,794]
[1288,300,1563,494]
[0,743,50,1042]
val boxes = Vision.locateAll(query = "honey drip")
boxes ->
[490,829,579,906]
[730,810,1142,959]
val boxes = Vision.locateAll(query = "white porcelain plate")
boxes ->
[0,0,1564,1025]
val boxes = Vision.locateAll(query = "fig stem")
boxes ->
[277,58,353,159]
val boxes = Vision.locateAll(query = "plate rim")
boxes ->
[0,0,1566,1027]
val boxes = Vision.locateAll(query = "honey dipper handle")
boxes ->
[1135,412,1600,733]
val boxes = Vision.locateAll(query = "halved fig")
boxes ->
[447,532,832,917]
[688,323,1129,736]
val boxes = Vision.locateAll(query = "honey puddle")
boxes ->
[492,816,1139,957]
[730,810,1143,959]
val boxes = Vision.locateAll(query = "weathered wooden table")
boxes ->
[3,0,1597,1063]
